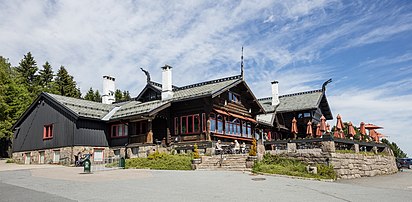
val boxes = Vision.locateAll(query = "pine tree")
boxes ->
[122,90,131,101]
[15,52,39,94]
[54,66,81,98]
[94,90,101,102]
[115,89,123,101]
[84,87,95,101]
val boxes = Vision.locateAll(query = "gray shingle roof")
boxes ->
[111,100,169,119]
[45,76,242,121]
[258,90,323,113]
[46,93,117,119]
[256,113,275,126]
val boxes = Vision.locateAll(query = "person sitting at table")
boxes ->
[240,142,246,153]
[234,140,240,154]
[215,140,223,154]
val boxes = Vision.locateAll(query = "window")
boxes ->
[132,147,139,155]
[234,119,241,136]
[202,113,206,132]
[228,91,241,103]
[134,121,147,135]
[247,123,252,138]
[111,124,128,138]
[298,112,311,118]
[209,113,216,132]
[180,114,200,134]
[242,121,247,137]
[94,149,103,162]
[174,117,179,135]
[217,115,223,134]
[43,124,53,139]
[39,151,45,164]
[114,149,120,157]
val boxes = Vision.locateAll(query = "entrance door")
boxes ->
[53,150,60,163]
[24,153,31,164]
[39,152,45,164]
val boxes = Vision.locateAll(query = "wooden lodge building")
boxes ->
[11,64,334,165]
[12,65,265,164]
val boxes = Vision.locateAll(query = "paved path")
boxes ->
[0,160,411,202]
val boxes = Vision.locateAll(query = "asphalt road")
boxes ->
[0,161,411,202]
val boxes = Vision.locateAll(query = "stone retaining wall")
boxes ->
[266,141,398,179]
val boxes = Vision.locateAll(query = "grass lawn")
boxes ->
[253,154,336,180]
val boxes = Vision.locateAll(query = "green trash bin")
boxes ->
[119,157,125,169]
[84,159,91,173]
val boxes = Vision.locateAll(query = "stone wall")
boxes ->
[266,141,398,179]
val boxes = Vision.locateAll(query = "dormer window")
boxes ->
[228,91,240,103]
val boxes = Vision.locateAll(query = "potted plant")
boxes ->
[192,144,201,164]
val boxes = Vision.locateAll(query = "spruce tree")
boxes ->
[84,87,95,101]
[94,90,101,102]
[115,89,123,101]
[122,90,131,101]
[15,52,39,94]
[54,66,81,98]
[38,61,55,93]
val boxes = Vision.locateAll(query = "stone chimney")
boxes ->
[271,81,279,106]
[102,75,115,104]
[161,65,173,100]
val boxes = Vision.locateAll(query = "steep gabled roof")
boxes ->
[46,93,118,119]
[258,89,333,120]
[111,100,170,119]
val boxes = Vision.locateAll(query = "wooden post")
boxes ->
[166,128,170,145]
[146,119,153,144]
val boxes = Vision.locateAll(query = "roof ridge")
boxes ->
[258,89,323,101]
[149,81,179,89]
[174,75,241,91]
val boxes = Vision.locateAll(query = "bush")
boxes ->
[5,159,15,163]
[126,152,192,170]
[249,138,257,156]
[253,154,336,180]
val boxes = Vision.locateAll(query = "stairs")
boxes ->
[196,154,251,171]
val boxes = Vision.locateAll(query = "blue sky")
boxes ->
[1,0,411,156]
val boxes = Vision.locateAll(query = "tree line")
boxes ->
[0,52,130,157]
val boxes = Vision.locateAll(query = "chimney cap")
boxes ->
[161,64,173,70]
[103,75,115,81]
[271,80,279,84]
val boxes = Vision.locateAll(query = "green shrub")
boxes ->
[5,159,15,163]
[126,152,192,170]
[249,138,257,156]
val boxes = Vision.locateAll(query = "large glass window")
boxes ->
[217,115,223,133]
[181,117,187,134]
[228,91,241,103]
[209,113,216,132]
[247,123,252,138]
[242,121,247,137]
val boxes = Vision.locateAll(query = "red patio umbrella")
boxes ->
[306,121,313,137]
[315,123,322,137]
[333,128,340,138]
[336,114,344,131]
[291,117,298,139]
[364,124,383,130]
[320,115,327,132]
[348,122,356,139]
[369,129,379,143]
[359,122,366,141]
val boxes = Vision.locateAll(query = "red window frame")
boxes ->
[111,124,128,138]
[43,124,53,140]
[202,113,206,132]
[180,114,200,135]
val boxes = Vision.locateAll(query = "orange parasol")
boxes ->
[369,129,379,143]
[306,121,313,137]
[320,115,326,132]
[348,122,356,138]
[336,114,344,131]
[333,128,340,138]
[316,123,322,137]
[291,117,298,139]
[364,124,383,130]
[359,122,366,141]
